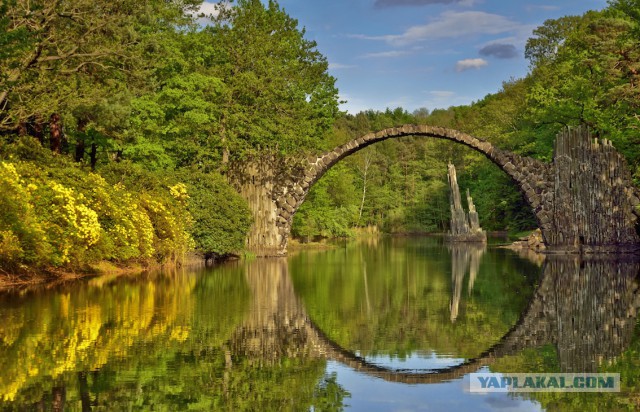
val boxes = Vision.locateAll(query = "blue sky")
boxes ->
[201,0,609,114]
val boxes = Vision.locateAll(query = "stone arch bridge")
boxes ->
[231,257,640,383]
[231,125,640,256]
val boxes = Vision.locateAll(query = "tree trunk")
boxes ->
[75,118,88,162]
[49,113,63,154]
[29,118,45,145]
[75,137,86,162]
[222,146,230,164]
[0,90,8,111]
[90,142,98,170]
[78,372,91,412]
[17,122,27,136]
[220,113,230,165]
[51,384,66,412]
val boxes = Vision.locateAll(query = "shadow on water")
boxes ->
[0,239,639,410]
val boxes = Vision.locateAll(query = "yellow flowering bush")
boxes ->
[84,175,155,261]
[140,194,194,263]
[0,162,51,266]
[0,231,22,262]
[26,180,102,266]
[0,157,196,269]
[169,183,189,203]
[36,182,102,265]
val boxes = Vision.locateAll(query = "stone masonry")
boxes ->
[234,125,640,256]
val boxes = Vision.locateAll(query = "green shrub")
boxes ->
[179,170,252,257]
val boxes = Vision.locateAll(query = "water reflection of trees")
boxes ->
[238,250,640,394]
[496,257,640,373]
[446,248,639,378]
[295,253,640,393]
[1,247,639,410]
[291,238,537,359]
[230,259,314,364]
[0,264,347,411]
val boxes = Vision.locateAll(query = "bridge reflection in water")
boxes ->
[233,250,640,383]
[1,244,638,409]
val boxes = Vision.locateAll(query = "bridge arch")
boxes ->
[234,124,640,256]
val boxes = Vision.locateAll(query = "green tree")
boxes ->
[0,0,201,161]
[524,6,640,176]
[206,0,340,160]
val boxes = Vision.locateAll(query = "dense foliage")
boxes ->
[0,265,350,410]
[0,0,338,270]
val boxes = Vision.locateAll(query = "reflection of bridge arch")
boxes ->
[232,257,640,384]
[302,267,547,384]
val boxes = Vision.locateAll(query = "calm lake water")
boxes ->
[0,237,638,411]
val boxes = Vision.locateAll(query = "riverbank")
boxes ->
[0,261,161,291]
[288,240,338,250]
[502,229,546,252]
[0,254,213,291]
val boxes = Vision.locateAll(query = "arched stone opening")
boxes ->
[232,125,639,256]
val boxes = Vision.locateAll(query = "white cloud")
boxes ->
[525,4,559,12]
[192,1,230,25]
[360,50,411,58]
[198,1,226,17]
[455,58,488,72]
[429,90,455,98]
[351,11,521,46]
[329,63,357,70]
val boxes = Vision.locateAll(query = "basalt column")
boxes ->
[547,126,640,253]
[229,156,307,257]
[466,189,482,234]
[446,163,486,242]
[447,163,469,236]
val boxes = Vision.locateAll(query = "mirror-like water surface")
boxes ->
[0,237,638,411]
